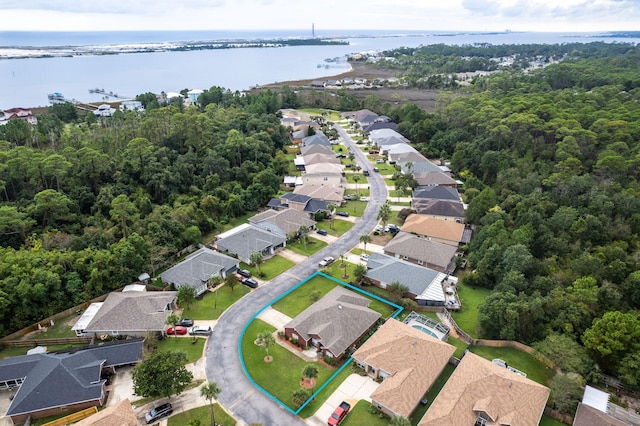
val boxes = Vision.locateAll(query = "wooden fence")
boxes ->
[471,338,558,371]
[41,406,98,426]
[2,337,92,348]
[440,308,473,344]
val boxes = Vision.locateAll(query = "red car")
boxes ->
[166,326,188,335]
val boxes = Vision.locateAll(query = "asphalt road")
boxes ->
[204,125,388,426]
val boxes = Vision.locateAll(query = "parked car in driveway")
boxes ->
[359,196,369,202]
[344,194,354,201]
[242,277,259,288]
[316,229,328,236]
[178,318,194,327]
[145,402,173,424]
[360,253,370,262]
[237,269,252,278]
[337,211,349,217]
[166,326,188,335]
[189,325,212,336]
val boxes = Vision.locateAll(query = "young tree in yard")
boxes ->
[200,381,222,426]
[292,388,310,408]
[359,234,372,253]
[388,281,408,304]
[298,225,310,253]
[302,364,319,393]
[327,203,336,230]
[256,331,276,361]
[377,201,391,228]
[353,174,361,196]
[250,251,263,276]
[132,351,193,399]
[310,290,322,302]
[225,273,239,292]
[165,313,180,338]
[177,284,197,310]
[354,264,367,285]
[395,188,405,202]
[550,373,584,415]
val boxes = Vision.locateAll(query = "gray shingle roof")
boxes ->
[413,186,461,201]
[302,133,331,146]
[250,208,316,236]
[365,253,445,303]
[384,231,458,271]
[2,339,143,417]
[300,144,334,156]
[216,224,286,262]
[412,199,465,218]
[413,172,457,186]
[84,291,176,333]
[400,160,442,173]
[285,287,380,357]
[160,247,238,290]
[304,199,329,214]
[281,192,312,204]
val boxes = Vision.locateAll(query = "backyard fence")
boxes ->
[471,339,558,372]
[2,337,92,348]
[440,308,473,344]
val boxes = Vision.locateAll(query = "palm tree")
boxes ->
[377,200,391,228]
[396,187,405,202]
[359,234,372,254]
[200,381,221,426]
[298,225,310,253]
[292,388,310,408]
[249,252,263,276]
[302,365,319,393]
[353,174,361,196]
[256,331,275,360]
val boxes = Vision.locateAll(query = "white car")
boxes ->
[359,196,369,202]
[360,253,370,262]
[188,325,212,336]
[319,256,335,267]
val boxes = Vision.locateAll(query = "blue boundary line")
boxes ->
[238,271,403,416]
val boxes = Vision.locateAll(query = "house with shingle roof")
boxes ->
[384,231,458,274]
[401,214,471,247]
[293,185,345,204]
[301,163,344,187]
[363,121,398,134]
[412,199,465,222]
[160,247,239,296]
[369,128,407,144]
[300,144,334,156]
[388,149,426,165]
[353,319,455,419]
[216,223,286,263]
[74,399,137,426]
[280,192,330,216]
[303,152,341,165]
[302,133,331,147]
[365,253,447,306]
[413,171,458,188]
[419,352,550,426]
[0,339,143,424]
[413,185,461,202]
[75,291,176,337]
[249,208,316,238]
[400,160,442,174]
[284,286,381,359]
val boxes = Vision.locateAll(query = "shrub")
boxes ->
[323,355,337,366]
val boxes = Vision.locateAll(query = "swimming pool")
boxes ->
[411,324,439,339]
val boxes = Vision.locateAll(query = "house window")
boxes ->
[417,260,424,265]
[323,177,328,181]
[475,414,488,426]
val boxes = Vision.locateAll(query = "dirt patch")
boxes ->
[264,355,273,363]
[300,377,316,389]
[370,233,394,246]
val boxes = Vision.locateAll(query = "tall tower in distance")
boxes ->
[312,23,315,38]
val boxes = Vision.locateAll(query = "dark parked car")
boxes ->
[145,402,173,424]
[178,318,194,327]
[166,326,188,335]
[316,229,328,236]
[373,167,379,173]
[237,269,252,278]
[337,211,349,217]
[242,277,259,288]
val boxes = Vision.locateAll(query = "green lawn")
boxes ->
[181,284,250,320]
[242,319,335,410]
[342,400,390,426]
[167,404,236,426]
[539,415,566,426]
[155,337,206,363]
[384,178,396,186]
[345,173,368,184]
[336,201,367,218]
[32,314,78,339]
[450,282,492,338]
[299,365,353,418]
[296,108,341,121]
[373,163,397,174]
[0,343,87,360]
[200,211,256,244]
[469,345,555,386]
[316,218,355,235]
[390,201,412,207]
[447,336,469,359]
[344,188,370,197]
[240,255,295,280]
[287,237,328,256]
[409,363,456,425]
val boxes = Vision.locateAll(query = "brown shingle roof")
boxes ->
[293,185,345,203]
[74,399,138,426]
[419,352,550,426]
[401,214,465,245]
[353,319,455,417]
[384,231,458,270]
[284,287,380,357]
[573,403,629,426]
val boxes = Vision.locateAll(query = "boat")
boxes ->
[47,92,65,104]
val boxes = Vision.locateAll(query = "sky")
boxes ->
[0,0,638,33]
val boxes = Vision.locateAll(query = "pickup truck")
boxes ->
[328,401,351,425]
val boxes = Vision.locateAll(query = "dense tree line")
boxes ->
[379,43,640,391]
[0,88,291,336]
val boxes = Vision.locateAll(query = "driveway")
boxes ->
[204,122,388,426]
[305,374,379,426]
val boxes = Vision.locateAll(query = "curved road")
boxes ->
[205,124,388,426]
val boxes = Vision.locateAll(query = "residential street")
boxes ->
[204,124,388,426]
